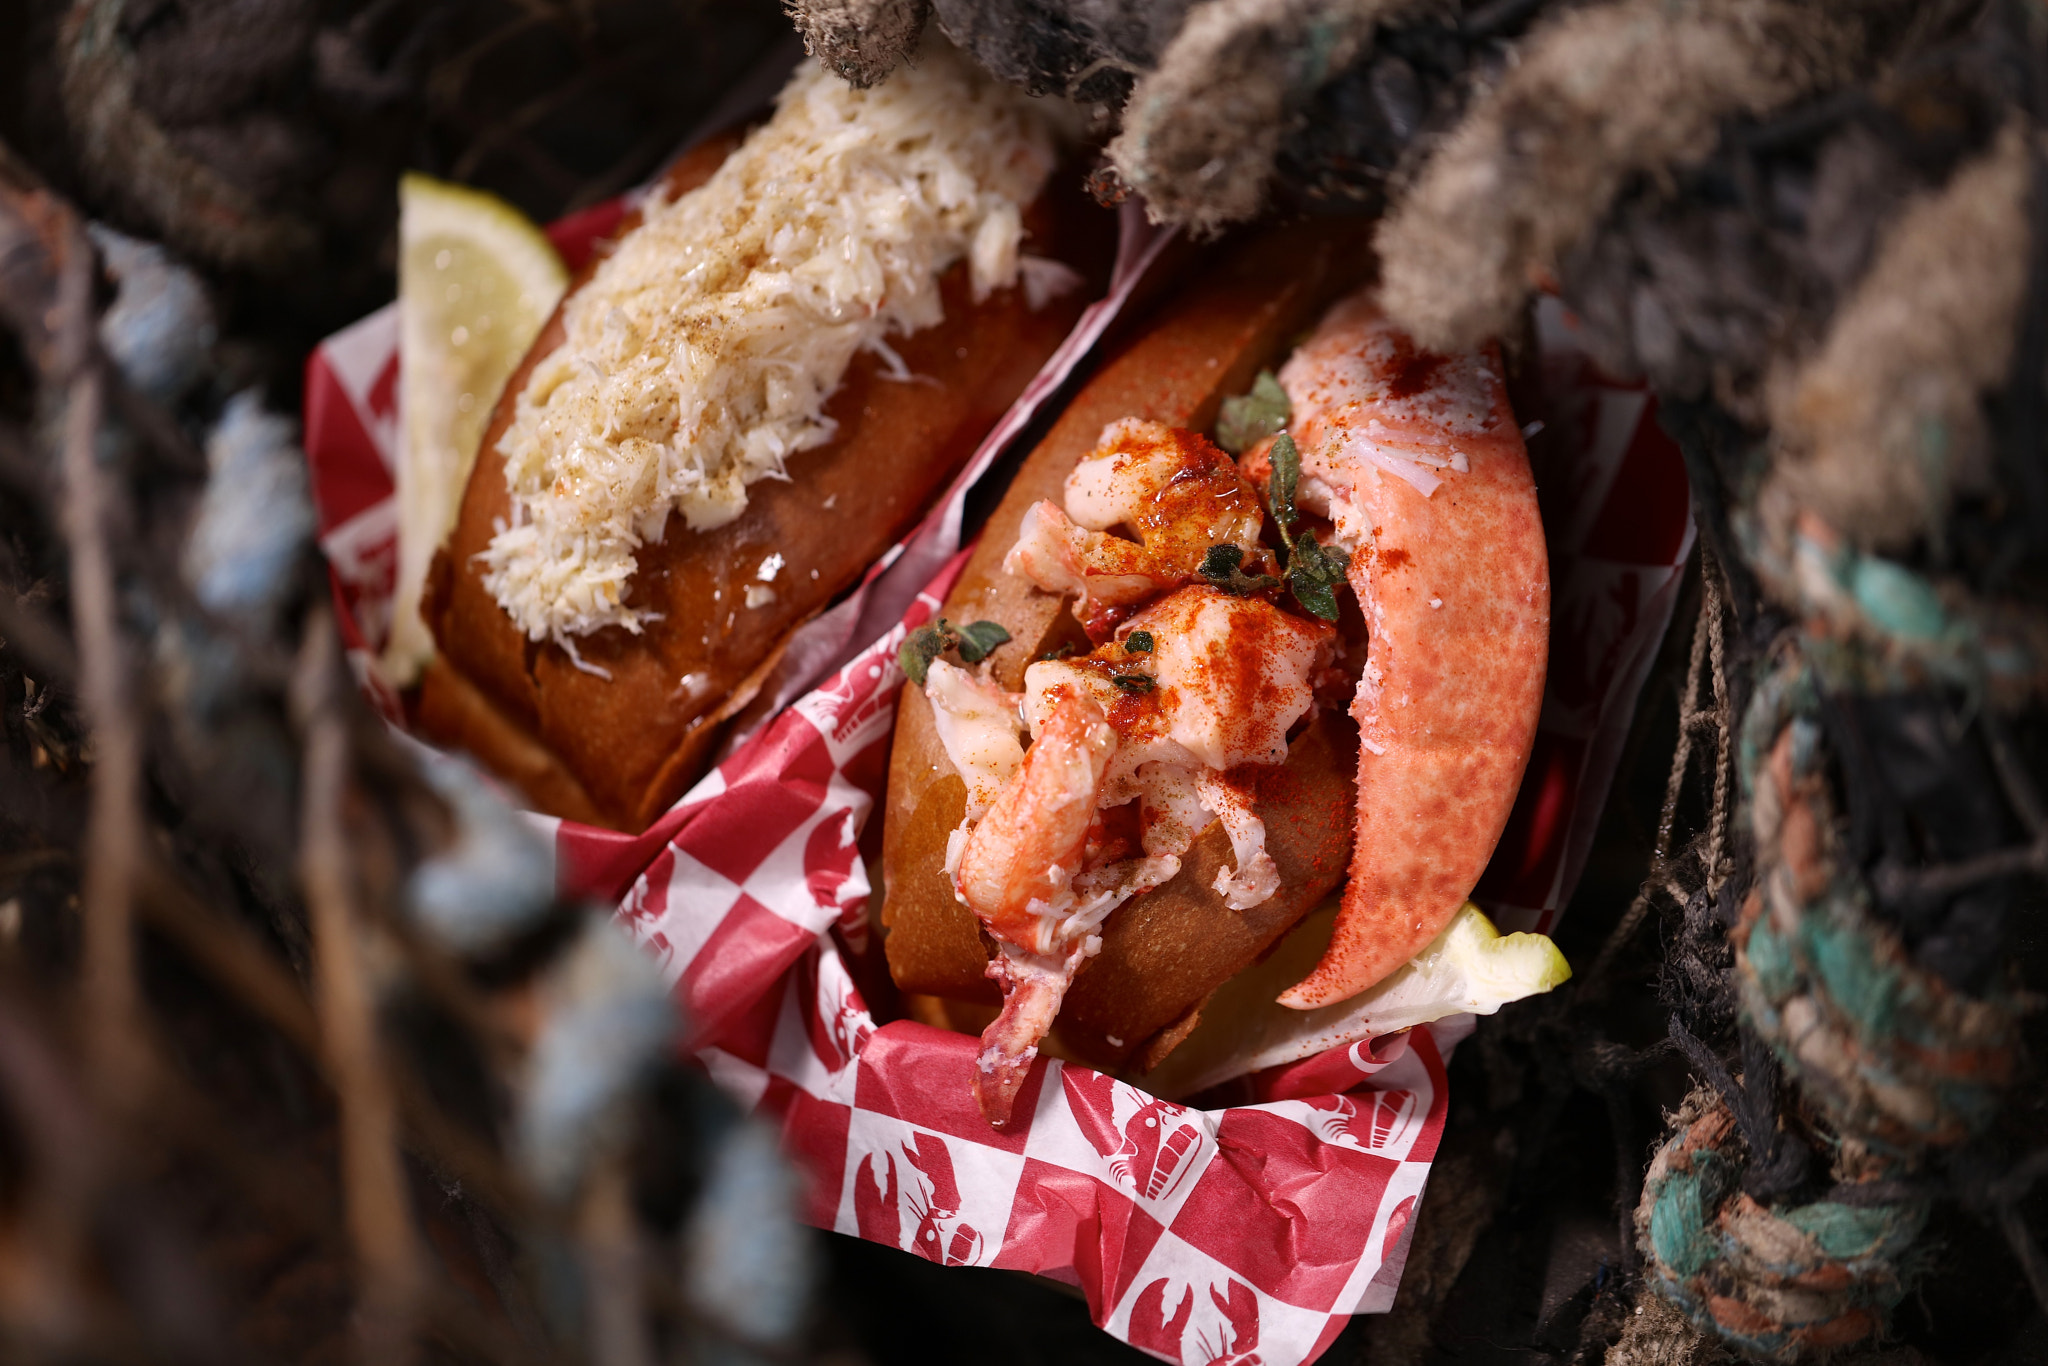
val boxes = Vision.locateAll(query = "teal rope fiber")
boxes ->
[1640,1094,1928,1363]
[1734,652,2019,1154]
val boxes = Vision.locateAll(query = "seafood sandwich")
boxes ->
[879,222,1550,1127]
[417,48,1113,831]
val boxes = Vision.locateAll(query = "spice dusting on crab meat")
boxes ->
[932,581,1333,1125]
[1003,418,1264,638]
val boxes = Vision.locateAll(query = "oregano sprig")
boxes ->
[1285,531,1349,622]
[954,620,1011,662]
[1199,543,1282,596]
[1253,430,1353,622]
[898,618,1012,685]
[1266,431,1302,547]
[1216,370,1291,456]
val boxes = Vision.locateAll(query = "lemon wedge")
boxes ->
[1333,902,1572,1037]
[1133,901,1570,1099]
[383,173,566,686]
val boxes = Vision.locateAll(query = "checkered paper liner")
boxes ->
[303,191,1692,1363]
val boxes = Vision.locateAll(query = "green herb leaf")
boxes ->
[1199,543,1282,597]
[1111,673,1155,694]
[1123,630,1154,654]
[1267,431,1302,547]
[1200,543,1244,581]
[1216,370,1291,455]
[898,620,959,686]
[1285,531,1351,622]
[1036,641,1079,663]
[955,620,1011,663]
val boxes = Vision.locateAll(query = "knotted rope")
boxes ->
[1638,1088,1928,1364]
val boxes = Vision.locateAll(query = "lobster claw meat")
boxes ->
[1272,290,1549,1010]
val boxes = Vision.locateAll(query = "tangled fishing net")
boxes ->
[3,0,2047,1360]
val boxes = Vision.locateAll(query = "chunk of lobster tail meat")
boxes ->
[1273,289,1549,1010]
[1004,419,1264,637]
[1021,586,1335,791]
[952,691,1116,1127]
[1019,587,1333,913]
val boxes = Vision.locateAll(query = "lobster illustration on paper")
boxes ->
[852,1132,984,1266]
[364,350,400,447]
[792,633,903,758]
[803,806,870,944]
[1127,1275,1263,1366]
[1297,1089,1418,1153]
[800,948,873,1077]
[825,988,874,1074]
[794,646,863,724]
[1063,1069,1206,1203]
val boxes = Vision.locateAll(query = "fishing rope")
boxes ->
[1586,553,1732,992]
[1733,653,2021,1154]
[1704,567,1731,899]
[1638,1088,1930,1364]
[1641,621,2030,1358]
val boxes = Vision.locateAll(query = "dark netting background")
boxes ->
[1,0,2044,1363]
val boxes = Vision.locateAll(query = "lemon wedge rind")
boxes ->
[383,174,567,687]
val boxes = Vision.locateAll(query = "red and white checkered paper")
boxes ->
[304,194,1691,1363]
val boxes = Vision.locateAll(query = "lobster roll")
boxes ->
[879,222,1552,1127]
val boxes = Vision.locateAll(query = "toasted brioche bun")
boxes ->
[417,136,1114,831]
[878,218,1376,1074]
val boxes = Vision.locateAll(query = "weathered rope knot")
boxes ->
[1639,1089,1928,1363]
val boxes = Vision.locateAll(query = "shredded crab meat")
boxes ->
[481,49,1061,647]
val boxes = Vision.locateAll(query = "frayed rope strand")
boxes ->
[1586,551,1732,992]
